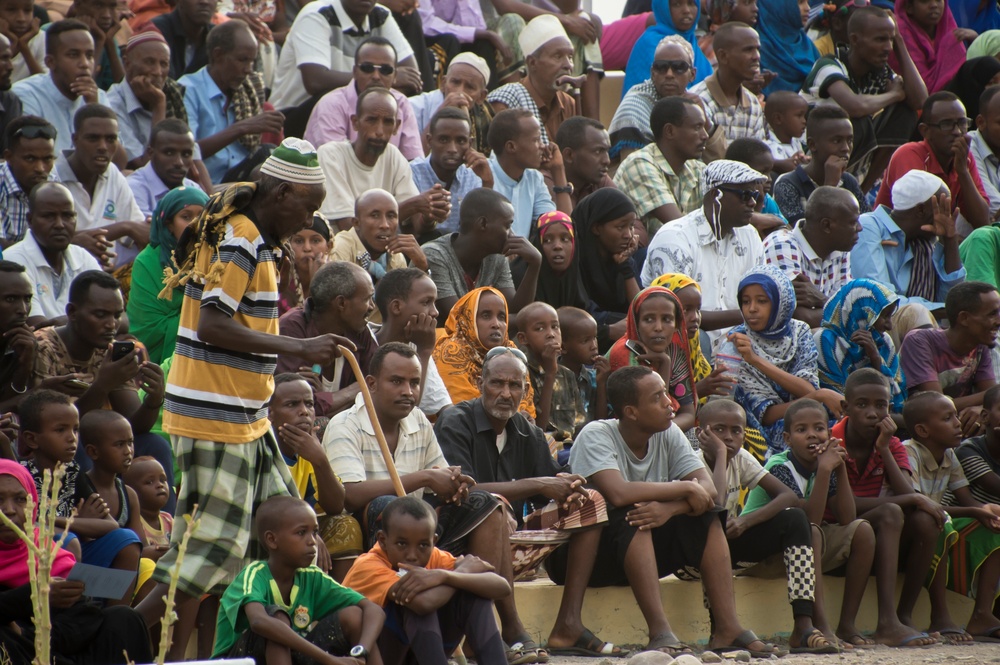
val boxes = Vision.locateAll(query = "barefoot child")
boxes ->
[82,409,146,605]
[697,400,835,654]
[831,369,941,646]
[214,495,385,662]
[516,302,587,459]
[744,399,876,649]
[902,391,1000,643]
[556,306,609,423]
[343,496,511,665]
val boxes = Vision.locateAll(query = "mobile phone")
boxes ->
[624,339,646,356]
[111,340,135,361]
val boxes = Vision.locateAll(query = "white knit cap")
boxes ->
[259,138,325,185]
[448,52,490,85]
[519,15,570,58]
[891,170,947,211]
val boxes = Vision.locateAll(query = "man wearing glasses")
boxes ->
[874,91,990,234]
[0,116,57,248]
[305,37,423,160]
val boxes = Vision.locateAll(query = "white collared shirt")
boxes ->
[4,230,102,319]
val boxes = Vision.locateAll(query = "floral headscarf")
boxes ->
[651,273,713,383]
[817,279,904,410]
[608,286,696,409]
[432,287,535,416]
[0,460,76,589]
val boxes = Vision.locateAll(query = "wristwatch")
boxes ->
[552,183,574,195]
[350,645,369,659]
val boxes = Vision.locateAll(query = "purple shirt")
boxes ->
[417,0,485,42]
[304,82,424,161]
[900,328,996,398]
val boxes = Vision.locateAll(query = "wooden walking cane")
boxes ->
[338,345,406,497]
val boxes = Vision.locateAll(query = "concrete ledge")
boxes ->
[514,575,974,646]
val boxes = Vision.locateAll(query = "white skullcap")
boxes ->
[519,15,570,58]
[701,159,767,192]
[891,170,947,211]
[259,138,325,185]
[448,52,490,85]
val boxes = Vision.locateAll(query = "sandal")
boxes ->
[506,637,548,665]
[842,634,875,648]
[546,628,627,658]
[937,628,974,645]
[790,629,840,654]
[645,632,695,656]
[971,626,1000,643]
[712,629,788,658]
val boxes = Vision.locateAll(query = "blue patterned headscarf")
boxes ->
[733,264,797,343]
[758,0,821,94]
[817,279,904,409]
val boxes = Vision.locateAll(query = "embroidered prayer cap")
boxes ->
[700,159,767,192]
[891,170,947,211]
[126,30,168,53]
[449,53,490,85]
[519,15,571,58]
[259,138,325,185]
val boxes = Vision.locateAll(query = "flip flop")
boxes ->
[645,632,695,657]
[790,629,840,654]
[842,634,876,648]
[971,626,1000,643]
[896,632,938,648]
[937,627,974,644]
[545,628,627,658]
[712,629,788,658]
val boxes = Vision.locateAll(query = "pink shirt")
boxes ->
[304,82,424,161]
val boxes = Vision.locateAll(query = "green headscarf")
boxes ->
[968,30,1000,59]
[151,186,209,270]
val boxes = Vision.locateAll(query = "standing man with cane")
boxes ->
[136,138,356,660]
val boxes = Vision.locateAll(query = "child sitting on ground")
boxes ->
[214,495,385,662]
[696,400,836,654]
[19,390,141,571]
[270,373,362,581]
[830,369,940,647]
[342,496,510,665]
[124,456,172,602]
[556,306,609,423]
[902,391,1000,643]
[763,91,809,175]
[744,399,876,649]
[516,302,587,460]
[82,409,146,605]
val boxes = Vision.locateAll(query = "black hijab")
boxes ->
[572,188,637,315]
[945,56,1000,119]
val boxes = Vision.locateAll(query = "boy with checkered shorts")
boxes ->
[135,139,354,660]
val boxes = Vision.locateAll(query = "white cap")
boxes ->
[519,15,570,59]
[448,52,490,85]
[891,170,947,211]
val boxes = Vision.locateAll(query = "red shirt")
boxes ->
[874,140,989,212]
[824,417,912,521]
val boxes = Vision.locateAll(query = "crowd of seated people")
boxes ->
[8,0,1000,662]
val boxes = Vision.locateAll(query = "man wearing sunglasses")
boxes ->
[0,115,56,248]
[305,36,422,160]
[874,91,990,234]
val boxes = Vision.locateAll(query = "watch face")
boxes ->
[350,646,366,657]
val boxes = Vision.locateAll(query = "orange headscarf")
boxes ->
[432,287,536,417]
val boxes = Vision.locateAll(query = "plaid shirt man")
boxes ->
[0,161,41,245]
[613,142,705,235]
[690,74,766,142]
[762,221,852,300]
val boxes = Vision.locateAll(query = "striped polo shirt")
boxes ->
[163,212,280,444]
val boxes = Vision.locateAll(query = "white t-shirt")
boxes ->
[317,141,420,220]
[697,448,767,519]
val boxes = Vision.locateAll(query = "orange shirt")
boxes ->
[343,543,456,606]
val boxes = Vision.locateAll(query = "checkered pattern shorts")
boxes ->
[151,432,298,597]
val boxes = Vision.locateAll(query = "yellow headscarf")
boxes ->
[650,273,713,383]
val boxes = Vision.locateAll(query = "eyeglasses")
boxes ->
[12,124,57,141]
[719,186,763,204]
[924,117,971,132]
[484,346,528,364]
[651,60,692,75]
[357,62,395,76]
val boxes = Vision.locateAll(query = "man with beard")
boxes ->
[318,86,450,231]
[615,97,708,236]
[435,348,616,659]
[4,183,100,326]
[874,91,990,235]
[126,119,204,218]
[0,260,36,409]
[179,21,284,184]
[0,115,56,247]
[554,116,615,209]
[0,33,22,152]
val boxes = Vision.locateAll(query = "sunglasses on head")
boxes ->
[484,346,527,364]
[651,59,692,74]
[12,125,57,141]
[719,186,763,204]
[357,62,395,76]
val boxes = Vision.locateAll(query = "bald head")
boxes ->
[356,86,397,117]
[256,495,314,541]
[355,188,398,218]
[804,186,858,224]
[30,182,74,210]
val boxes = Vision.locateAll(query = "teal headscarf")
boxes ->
[151,186,209,270]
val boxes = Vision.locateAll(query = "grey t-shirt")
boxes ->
[570,419,705,484]
[422,233,515,300]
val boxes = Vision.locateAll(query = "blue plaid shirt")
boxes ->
[0,162,44,245]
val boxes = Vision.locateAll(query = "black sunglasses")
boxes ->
[719,186,763,204]
[651,59,691,75]
[357,62,395,76]
[12,125,57,141]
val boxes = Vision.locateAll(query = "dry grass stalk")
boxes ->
[0,465,71,665]
[155,506,201,665]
